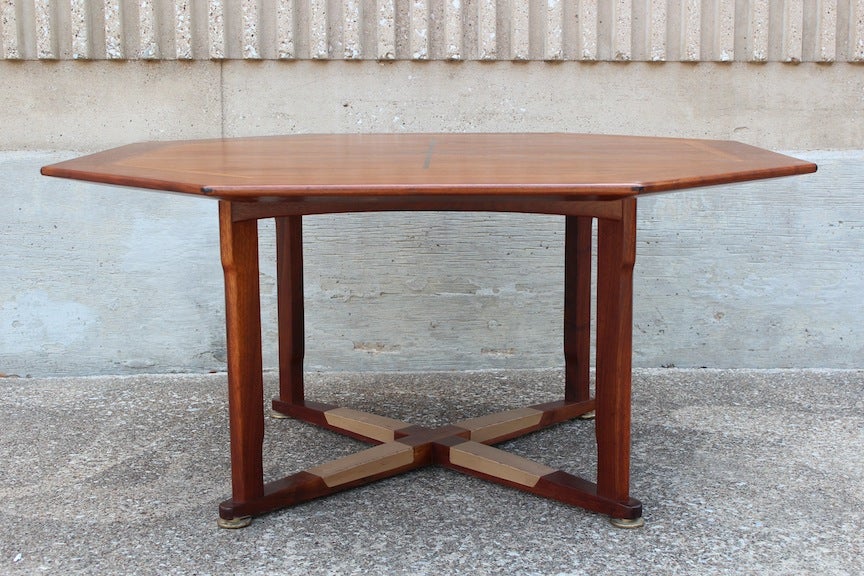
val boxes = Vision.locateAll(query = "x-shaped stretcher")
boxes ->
[216,394,643,528]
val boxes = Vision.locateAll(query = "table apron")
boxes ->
[227,196,628,222]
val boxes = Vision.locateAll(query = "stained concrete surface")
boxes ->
[1,369,862,575]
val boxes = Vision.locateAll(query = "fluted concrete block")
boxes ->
[2,0,861,62]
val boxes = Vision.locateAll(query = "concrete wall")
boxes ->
[1,3,863,376]
[2,0,863,62]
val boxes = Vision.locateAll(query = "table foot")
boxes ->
[609,517,645,529]
[216,515,252,529]
[577,410,595,420]
[270,410,291,419]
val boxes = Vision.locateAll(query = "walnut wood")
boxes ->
[564,215,593,402]
[532,472,643,520]
[42,133,816,201]
[276,215,305,404]
[437,441,641,520]
[229,195,627,221]
[323,407,412,443]
[307,442,415,488]
[453,407,544,443]
[253,398,621,522]
[392,425,471,446]
[594,198,638,503]
[42,133,817,528]
[219,471,327,520]
[270,399,393,444]
[449,399,596,445]
[529,399,597,427]
[448,441,557,487]
[219,454,430,521]
[218,202,265,503]
[272,399,338,419]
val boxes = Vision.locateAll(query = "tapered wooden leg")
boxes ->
[276,216,305,405]
[595,198,638,520]
[564,215,593,403]
[218,202,265,525]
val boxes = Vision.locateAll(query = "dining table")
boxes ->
[41,133,817,529]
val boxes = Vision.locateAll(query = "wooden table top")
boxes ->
[42,133,816,201]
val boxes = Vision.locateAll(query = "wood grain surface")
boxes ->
[41,133,816,201]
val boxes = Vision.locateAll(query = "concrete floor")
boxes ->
[1,369,861,575]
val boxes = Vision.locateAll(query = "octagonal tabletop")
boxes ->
[42,133,816,202]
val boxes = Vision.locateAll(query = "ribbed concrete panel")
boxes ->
[104,0,121,58]
[240,0,258,58]
[274,0,294,58]
[407,0,426,58]
[579,1,598,59]
[209,0,225,58]
[848,0,864,60]
[632,0,665,61]
[69,0,88,59]
[33,0,55,58]
[803,0,837,62]
[509,0,528,59]
[1,0,17,59]
[308,0,326,58]
[544,0,562,59]
[781,0,805,62]
[139,0,158,58]
[1,0,861,61]
[446,0,461,59]
[476,0,495,59]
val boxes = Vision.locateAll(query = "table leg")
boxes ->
[595,198,643,528]
[215,201,640,528]
[564,216,593,405]
[276,216,305,406]
[217,202,265,528]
